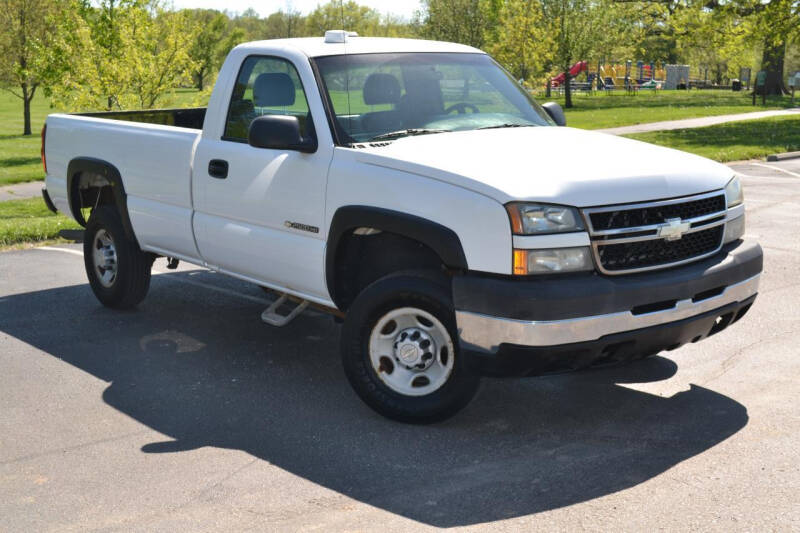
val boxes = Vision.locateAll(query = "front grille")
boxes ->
[583,192,727,274]
[597,226,723,272]
[590,195,725,230]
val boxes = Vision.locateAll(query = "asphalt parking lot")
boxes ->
[1,159,799,531]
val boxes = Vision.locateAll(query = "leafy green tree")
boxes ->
[540,0,606,108]
[264,8,306,38]
[490,0,552,83]
[0,0,75,135]
[186,9,228,91]
[420,0,491,48]
[305,1,382,36]
[120,9,194,109]
[228,8,267,42]
[642,0,799,94]
[53,0,194,111]
[672,4,752,85]
[745,0,799,93]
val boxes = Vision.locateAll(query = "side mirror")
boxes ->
[542,102,567,127]
[248,115,316,153]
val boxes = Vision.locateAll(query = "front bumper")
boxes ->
[454,240,762,377]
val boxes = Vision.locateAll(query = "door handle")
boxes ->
[208,159,229,179]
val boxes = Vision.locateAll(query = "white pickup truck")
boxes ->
[42,32,762,423]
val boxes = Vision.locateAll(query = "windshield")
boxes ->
[314,52,554,143]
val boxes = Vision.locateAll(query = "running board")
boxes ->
[261,294,309,327]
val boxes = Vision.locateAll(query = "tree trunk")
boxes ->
[564,71,572,108]
[197,72,204,92]
[546,79,551,98]
[23,97,31,136]
[21,84,32,136]
[761,38,787,95]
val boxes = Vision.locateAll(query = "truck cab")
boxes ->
[42,32,762,423]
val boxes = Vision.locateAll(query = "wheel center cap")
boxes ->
[398,343,421,364]
[393,327,435,369]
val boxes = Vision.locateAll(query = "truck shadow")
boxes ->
[0,270,748,527]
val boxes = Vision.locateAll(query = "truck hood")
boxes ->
[353,127,734,207]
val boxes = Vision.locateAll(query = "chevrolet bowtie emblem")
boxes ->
[658,218,691,241]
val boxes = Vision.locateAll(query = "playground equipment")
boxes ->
[550,61,667,91]
[542,60,750,93]
[551,61,588,87]
[665,65,690,90]
[546,60,762,93]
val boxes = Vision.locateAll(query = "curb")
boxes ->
[767,151,800,162]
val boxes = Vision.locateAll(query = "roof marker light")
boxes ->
[324,30,358,43]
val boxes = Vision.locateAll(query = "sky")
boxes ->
[167,0,424,20]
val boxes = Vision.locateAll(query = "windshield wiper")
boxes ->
[476,123,534,130]
[368,128,449,142]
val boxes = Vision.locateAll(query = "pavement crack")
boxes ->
[0,430,150,466]
[700,327,800,386]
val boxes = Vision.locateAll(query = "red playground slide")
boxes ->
[551,61,588,87]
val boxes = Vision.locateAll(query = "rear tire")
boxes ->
[84,205,154,309]
[341,270,479,423]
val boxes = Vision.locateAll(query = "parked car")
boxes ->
[41,31,762,423]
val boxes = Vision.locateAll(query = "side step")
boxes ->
[261,294,309,327]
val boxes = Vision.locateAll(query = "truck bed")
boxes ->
[44,109,204,261]
[78,107,207,130]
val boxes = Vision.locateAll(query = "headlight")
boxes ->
[506,202,584,235]
[513,246,594,274]
[725,176,743,207]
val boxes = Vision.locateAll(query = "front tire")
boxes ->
[84,205,154,309]
[341,271,479,423]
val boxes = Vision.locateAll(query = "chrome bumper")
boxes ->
[456,274,760,353]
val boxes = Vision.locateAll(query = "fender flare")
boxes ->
[66,157,136,242]
[326,205,468,304]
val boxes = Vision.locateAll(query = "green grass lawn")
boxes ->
[0,86,796,248]
[0,88,202,187]
[0,92,56,186]
[626,115,800,162]
[0,87,795,188]
[543,90,795,130]
[0,197,81,248]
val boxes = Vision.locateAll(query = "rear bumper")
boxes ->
[454,240,762,377]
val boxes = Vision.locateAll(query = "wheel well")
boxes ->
[70,172,115,226]
[332,230,448,311]
[66,157,137,244]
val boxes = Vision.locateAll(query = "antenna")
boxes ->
[340,0,351,130]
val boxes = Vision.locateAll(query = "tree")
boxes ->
[305,1,382,36]
[264,7,306,38]
[186,9,228,91]
[747,0,799,94]
[51,0,194,111]
[540,0,606,108]
[0,0,74,135]
[644,0,799,94]
[120,9,194,109]
[420,0,491,49]
[490,0,552,83]
[672,4,752,86]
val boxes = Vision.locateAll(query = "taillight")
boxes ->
[41,124,47,174]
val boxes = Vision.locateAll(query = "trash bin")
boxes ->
[732,79,742,91]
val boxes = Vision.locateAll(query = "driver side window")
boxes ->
[224,56,311,142]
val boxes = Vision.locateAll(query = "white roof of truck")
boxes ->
[237,35,484,58]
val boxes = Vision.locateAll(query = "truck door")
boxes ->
[192,54,332,301]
